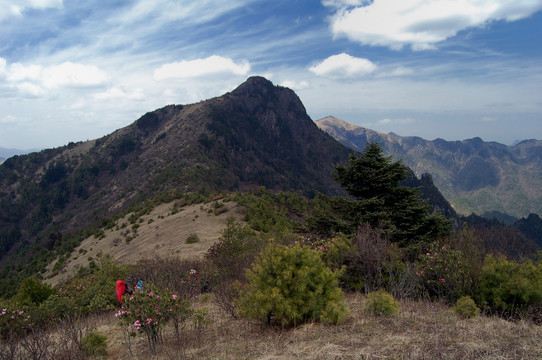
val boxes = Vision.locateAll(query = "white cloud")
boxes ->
[321,0,369,8]
[42,62,109,88]
[93,87,144,101]
[0,0,63,21]
[376,118,415,126]
[389,66,414,76]
[120,0,257,27]
[1,60,109,97]
[153,55,250,81]
[327,0,542,50]
[309,53,377,78]
[280,80,310,90]
[481,116,497,122]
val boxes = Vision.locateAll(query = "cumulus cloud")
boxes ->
[280,80,310,90]
[309,53,377,78]
[42,62,109,88]
[93,87,144,101]
[153,55,250,81]
[327,0,542,50]
[0,0,63,21]
[1,60,109,97]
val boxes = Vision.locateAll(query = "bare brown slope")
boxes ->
[45,200,244,286]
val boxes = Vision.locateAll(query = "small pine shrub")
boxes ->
[477,255,542,314]
[39,295,78,321]
[81,331,108,356]
[364,290,400,316]
[238,243,349,327]
[185,234,200,244]
[15,277,55,305]
[453,296,480,319]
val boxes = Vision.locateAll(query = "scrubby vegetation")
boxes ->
[0,143,541,358]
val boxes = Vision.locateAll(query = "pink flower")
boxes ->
[146,318,152,325]
[172,294,178,300]
[439,278,446,283]
[134,320,141,329]
[147,291,154,297]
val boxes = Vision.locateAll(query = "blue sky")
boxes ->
[0,0,541,149]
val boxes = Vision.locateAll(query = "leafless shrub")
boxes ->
[0,331,21,360]
[212,280,243,319]
[351,222,391,293]
[18,326,58,360]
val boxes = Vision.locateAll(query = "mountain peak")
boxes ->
[231,76,275,96]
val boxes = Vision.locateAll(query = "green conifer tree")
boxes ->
[238,243,348,326]
[334,143,450,250]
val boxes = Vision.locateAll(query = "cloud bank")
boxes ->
[327,0,542,50]
[153,55,250,81]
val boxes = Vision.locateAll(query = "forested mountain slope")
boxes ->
[316,116,542,218]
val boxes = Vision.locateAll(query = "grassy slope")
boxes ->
[32,196,542,359]
[79,293,542,359]
[45,200,245,286]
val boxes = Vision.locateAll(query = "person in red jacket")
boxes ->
[116,280,133,303]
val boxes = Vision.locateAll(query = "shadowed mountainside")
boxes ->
[0,77,355,268]
[316,116,542,218]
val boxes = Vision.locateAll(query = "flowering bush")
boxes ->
[0,305,32,339]
[116,278,196,354]
[416,243,471,302]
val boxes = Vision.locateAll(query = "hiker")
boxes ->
[116,280,134,303]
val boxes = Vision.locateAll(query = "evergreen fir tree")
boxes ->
[334,143,451,250]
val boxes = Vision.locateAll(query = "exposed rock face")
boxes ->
[316,116,542,218]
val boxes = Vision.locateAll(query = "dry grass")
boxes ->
[89,293,541,360]
[46,200,245,286]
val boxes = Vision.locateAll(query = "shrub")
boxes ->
[206,217,263,283]
[81,331,108,356]
[363,290,400,316]
[237,243,348,327]
[185,234,200,244]
[14,277,55,305]
[416,242,472,302]
[116,284,192,354]
[454,296,480,319]
[477,255,542,315]
[39,295,78,322]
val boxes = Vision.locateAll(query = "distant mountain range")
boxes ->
[0,147,36,163]
[316,116,542,219]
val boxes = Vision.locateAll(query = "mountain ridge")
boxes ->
[0,77,355,272]
[316,116,542,218]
